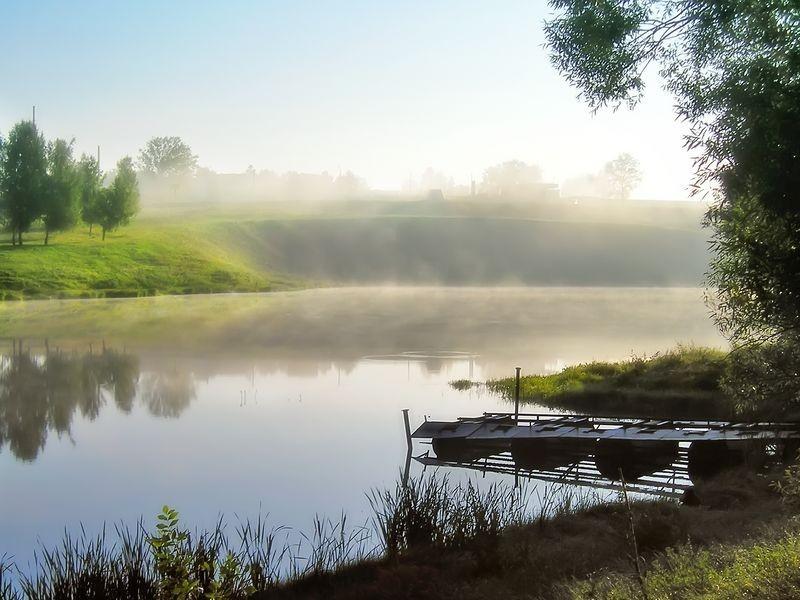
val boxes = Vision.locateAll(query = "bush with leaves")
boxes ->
[546,0,800,414]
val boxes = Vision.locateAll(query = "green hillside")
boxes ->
[0,224,297,300]
[0,207,710,299]
[211,215,709,286]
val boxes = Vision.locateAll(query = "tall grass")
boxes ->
[369,476,599,559]
[2,477,601,599]
[369,477,526,558]
[483,346,732,419]
[568,532,800,599]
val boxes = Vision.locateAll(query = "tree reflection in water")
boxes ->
[0,341,195,461]
[142,370,196,418]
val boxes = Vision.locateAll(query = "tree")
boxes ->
[0,121,47,245]
[97,157,140,240]
[482,160,542,196]
[137,136,197,177]
[603,153,642,200]
[77,154,103,234]
[334,170,366,196]
[0,132,5,232]
[545,0,800,412]
[42,138,80,245]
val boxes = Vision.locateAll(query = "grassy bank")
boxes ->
[3,469,796,599]
[0,201,710,299]
[211,216,708,286]
[0,224,300,300]
[476,346,734,419]
[570,528,800,599]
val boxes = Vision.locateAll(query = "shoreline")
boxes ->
[2,468,794,599]
[0,282,709,304]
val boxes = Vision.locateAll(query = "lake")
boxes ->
[0,287,722,566]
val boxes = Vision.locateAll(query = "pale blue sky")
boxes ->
[0,0,695,198]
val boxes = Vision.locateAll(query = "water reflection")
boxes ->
[141,370,197,418]
[0,287,723,380]
[594,439,679,482]
[0,342,199,460]
[511,438,594,470]
[418,436,790,499]
[0,288,726,567]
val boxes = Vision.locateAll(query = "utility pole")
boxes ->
[32,105,36,125]
[97,145,101,169]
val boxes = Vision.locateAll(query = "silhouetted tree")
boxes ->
[77,154,103,235]
[603,153,641,200]
[97,157,140,240]
[137,136,197,177]
[545,0,800,413]
[42,138,81,245]
[0,121,47,245]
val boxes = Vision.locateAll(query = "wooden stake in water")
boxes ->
[402,409,413,486]
[514,367,521,421]
[402,408,412,452]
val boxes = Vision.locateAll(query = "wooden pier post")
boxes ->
[514,367,521,421]
[402,409,413,486]
[402,409,412,452]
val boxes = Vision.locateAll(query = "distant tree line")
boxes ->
[0,120,140,245]
[409,155,642,201]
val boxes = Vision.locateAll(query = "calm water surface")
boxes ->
[0,287,722,564]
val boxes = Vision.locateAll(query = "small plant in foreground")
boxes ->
[148,506,203,598]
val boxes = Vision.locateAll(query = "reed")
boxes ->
[368,476,598,559]
[2,477,600,599]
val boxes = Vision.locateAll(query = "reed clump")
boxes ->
[2,477,600,599]
[368,477,530,559]
[449,379,480,391]
[3,507,371,600]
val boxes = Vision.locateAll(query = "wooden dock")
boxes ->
[412,413,800,443]
[409,412,800,498]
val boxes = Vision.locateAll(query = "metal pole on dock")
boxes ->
[514,367,521,421]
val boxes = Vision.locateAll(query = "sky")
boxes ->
[0,0,697,199]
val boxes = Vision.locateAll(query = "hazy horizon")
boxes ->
[1,1,695,199]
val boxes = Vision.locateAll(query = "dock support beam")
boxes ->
[402,409,412,452]
[402,409,413,486]
[514,367,521,421]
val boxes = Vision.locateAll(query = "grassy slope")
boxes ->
[482,346,734,419]
[262,470,795,599]
[0,199,710,299]
[211,216,709,286]
[0,223,300,299]
[570,530,800,599]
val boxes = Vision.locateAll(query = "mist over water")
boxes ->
[0,287,722,565]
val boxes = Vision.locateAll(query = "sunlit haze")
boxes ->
[0,0,694,199]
